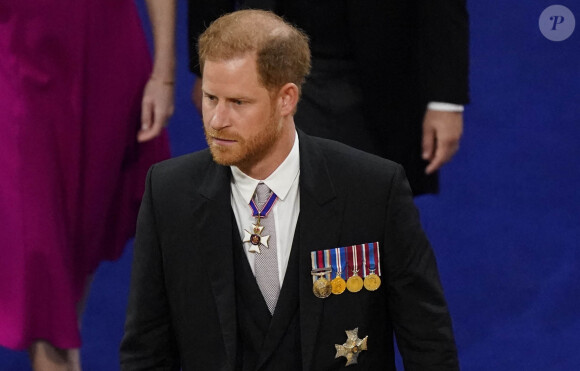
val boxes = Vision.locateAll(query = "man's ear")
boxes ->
[277,83,299,116]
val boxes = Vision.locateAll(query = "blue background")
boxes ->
[1,0,579,369]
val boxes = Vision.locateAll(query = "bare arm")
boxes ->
[138,0,176,143]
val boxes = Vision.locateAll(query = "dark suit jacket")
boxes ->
[187,0,469,195]
[120,131,459,370]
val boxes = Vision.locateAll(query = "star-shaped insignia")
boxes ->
[243,223,270,253]
[335,328,368,367]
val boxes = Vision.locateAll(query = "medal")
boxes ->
[331,275,346,294]
[243,222,270,253]
[335,327,368,367]
[311,251,332,299]
[330,247,346,295]
[346,272,363,293]
[309,242,382,297]
[312,275,332,298]
[243,190,277,254]
[362,242,381,291]
[346,245,363,293]
[363,271,381,291]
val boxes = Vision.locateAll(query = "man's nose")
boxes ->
[209,101,231,130]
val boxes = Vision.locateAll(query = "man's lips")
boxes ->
[211,136,237,146]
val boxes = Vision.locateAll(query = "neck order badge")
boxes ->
[243,188,277,254]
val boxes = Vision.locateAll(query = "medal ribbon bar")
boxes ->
[320,249,332,281]
[367,242,380,276]
[330,247,346,279]
[310,251,332,283]
[310,242,382,285]
[364,242,379,275]
[345,245,361,279]
[356,244,363,276]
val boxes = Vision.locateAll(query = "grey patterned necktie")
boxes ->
[253,182,280,314]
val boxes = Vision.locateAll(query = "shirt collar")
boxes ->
[231,131,300,203]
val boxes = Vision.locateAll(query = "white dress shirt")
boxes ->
[427,102,464,112]
[230,132,300,287]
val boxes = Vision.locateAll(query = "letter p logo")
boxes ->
[539,5,576,41]
[550,15,565,30]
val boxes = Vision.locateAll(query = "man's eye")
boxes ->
[234,100,243,105]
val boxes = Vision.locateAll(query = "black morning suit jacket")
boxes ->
[187,0,469,196]
[120,130,459,370]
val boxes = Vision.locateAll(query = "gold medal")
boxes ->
[363,272,381,291]
[331,275,346,295]
[346,246,363,293]
[313,276,332,298]
[346,273,363,293]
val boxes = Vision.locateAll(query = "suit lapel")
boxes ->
[296,132,344,371]
[196,161,237,370]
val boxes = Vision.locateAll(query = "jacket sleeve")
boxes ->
[416,0,470,104]
[120,166,180,371]
[384,165,460,370]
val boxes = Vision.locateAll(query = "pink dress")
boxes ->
[0,0,170,349]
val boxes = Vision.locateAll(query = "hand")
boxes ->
[191,76,203,116]
[138,77,175,142]
[421,110,463,174]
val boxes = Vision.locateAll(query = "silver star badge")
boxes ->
[335,328,368,366]
[243,223,270,253]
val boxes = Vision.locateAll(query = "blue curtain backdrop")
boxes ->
[1,0,578,369]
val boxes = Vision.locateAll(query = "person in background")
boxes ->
[121,10,458,370]
[188,0,469,196]
[0,0,175,369]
